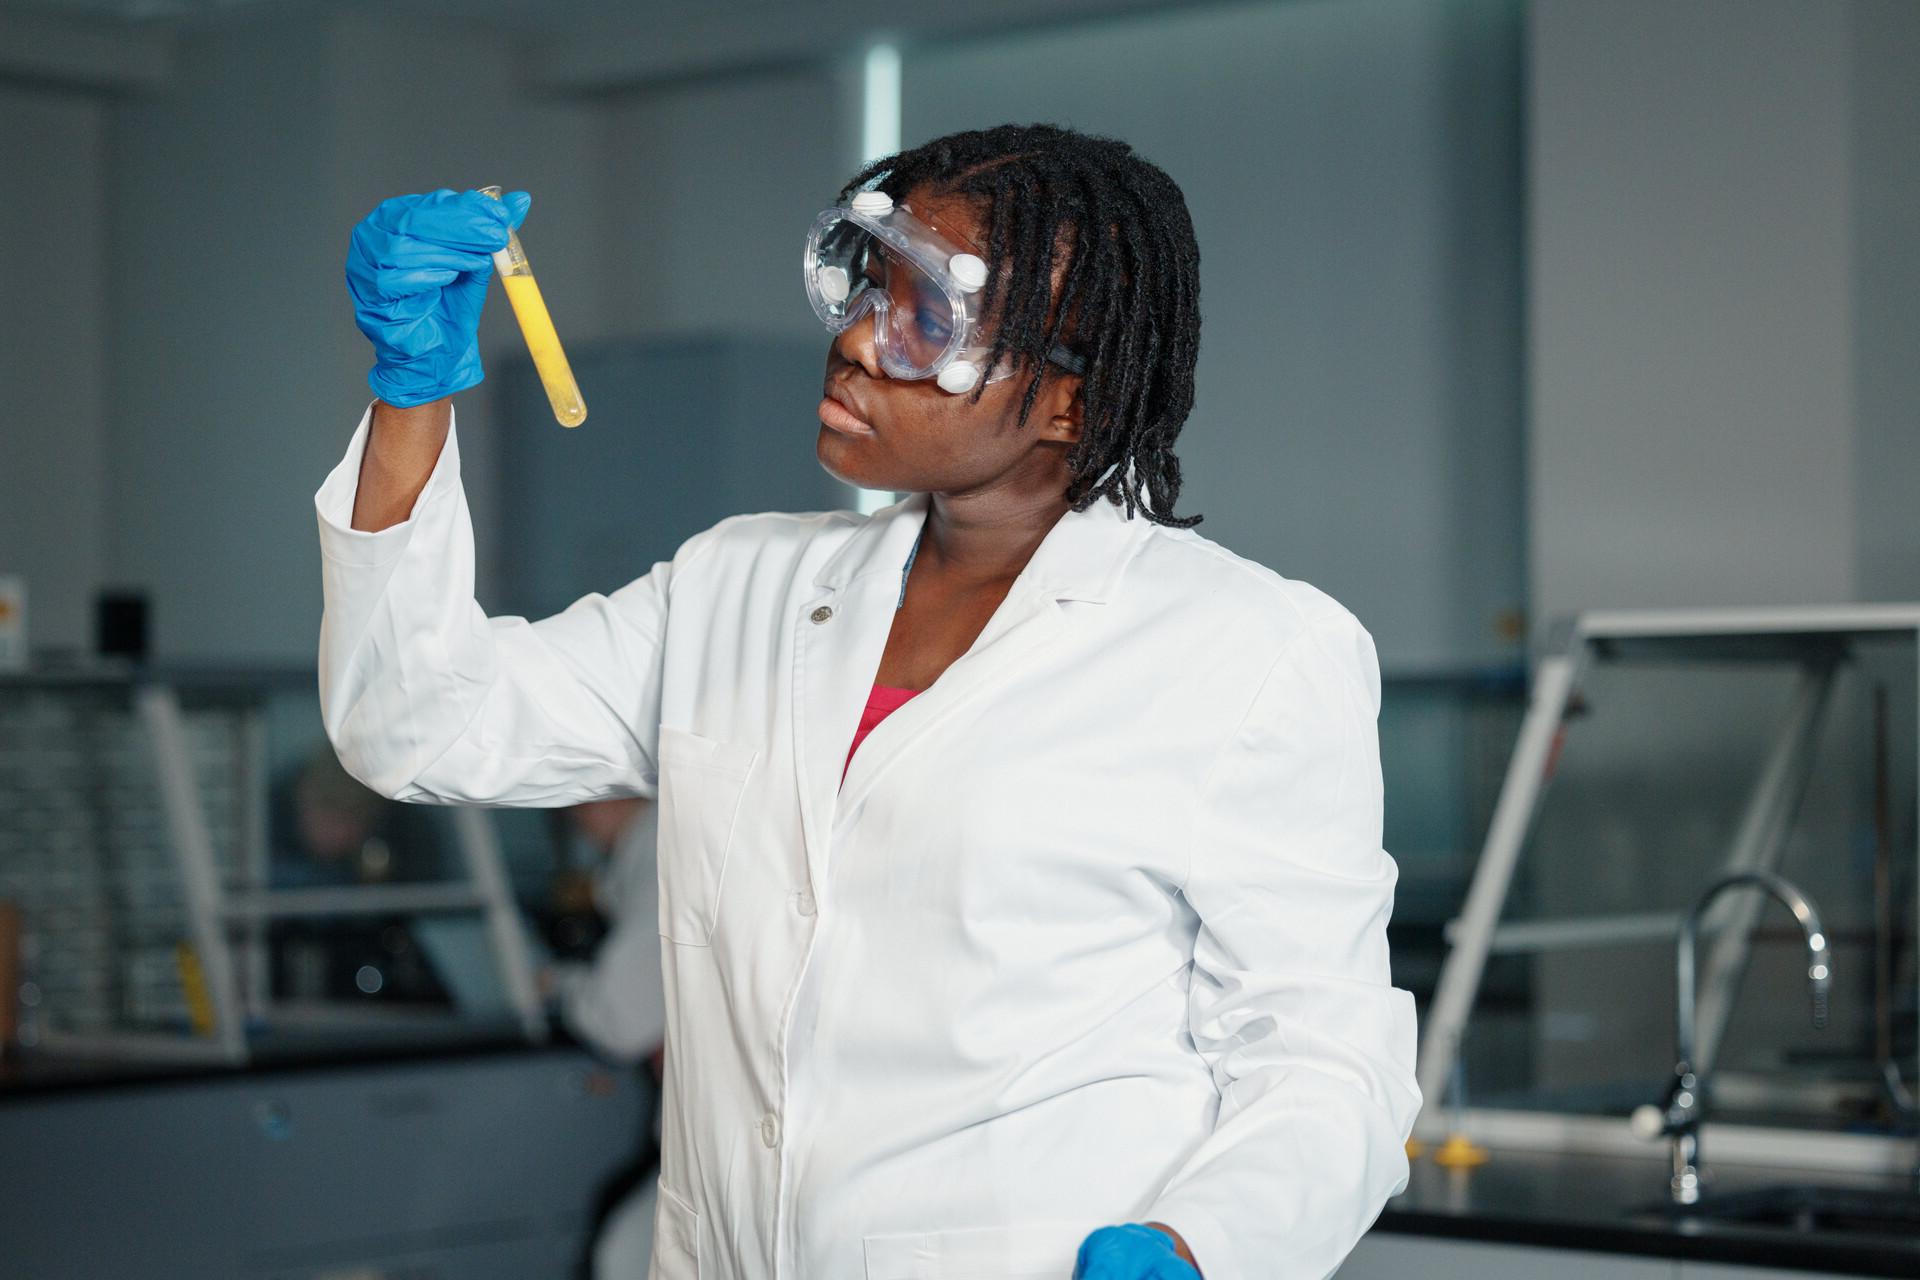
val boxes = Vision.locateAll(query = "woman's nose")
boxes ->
[832,310,886,380]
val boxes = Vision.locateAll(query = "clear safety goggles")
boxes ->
[803,190,1086,394]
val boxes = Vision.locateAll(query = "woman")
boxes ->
[321,123,1420,1280]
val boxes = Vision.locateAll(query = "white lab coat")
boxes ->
[316,406,1421,1280]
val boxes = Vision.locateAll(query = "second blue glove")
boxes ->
[1073,1224,1201,1280]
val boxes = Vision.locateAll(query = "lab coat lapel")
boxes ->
[793,493,930,890]
[832,493,1151,826]
[833,579,1063,822]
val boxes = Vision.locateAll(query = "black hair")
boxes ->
[840,123,1203,527]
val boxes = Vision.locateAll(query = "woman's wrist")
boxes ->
[1143,1221,1199,1272]
[354,397,452,531]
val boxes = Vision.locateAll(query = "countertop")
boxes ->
[0,1022,546,1099]
[10,1048,1917,1275]
[1374,1143,1920,1276]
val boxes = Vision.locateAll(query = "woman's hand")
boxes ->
[1072,1223,1202,1279]
[345,187,530,407]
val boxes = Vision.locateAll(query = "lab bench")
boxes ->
[1338,1145,1920,1279]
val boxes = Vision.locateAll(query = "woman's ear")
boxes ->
[1041,375,1085,444]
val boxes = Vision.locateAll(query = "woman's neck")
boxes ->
[921,487,1071,586]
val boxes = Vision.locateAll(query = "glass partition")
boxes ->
[0,667,577,1070]
[1424,611,1919,1157]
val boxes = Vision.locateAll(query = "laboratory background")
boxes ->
[1,0,1917,1276]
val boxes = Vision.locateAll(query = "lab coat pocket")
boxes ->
[654,1183,702,1279]
[862,1221,1087,1280]
[656,724,759,946]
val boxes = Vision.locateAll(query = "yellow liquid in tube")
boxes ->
[500,273,587,427]
[479,185,586,428]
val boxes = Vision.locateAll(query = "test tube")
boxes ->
[479,185,587,428]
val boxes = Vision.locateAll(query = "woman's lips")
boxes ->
[818,394,875,435]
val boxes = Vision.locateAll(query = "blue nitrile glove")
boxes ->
[345,187,531,407]
[1073,1224,1202,1280]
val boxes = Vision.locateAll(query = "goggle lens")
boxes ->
[809,218,965,376]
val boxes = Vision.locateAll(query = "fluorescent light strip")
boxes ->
[853,41,902,517]
[862,42,901,161]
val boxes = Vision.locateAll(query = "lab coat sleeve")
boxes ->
[315,404,669,806]
[1145,608,1422,1280]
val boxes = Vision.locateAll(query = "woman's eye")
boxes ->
[915,307,952,343]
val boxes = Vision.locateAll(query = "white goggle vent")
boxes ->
[937,360,982,394]
[948,253,987,292]
[850,191,894,217]
[816,264,850,304]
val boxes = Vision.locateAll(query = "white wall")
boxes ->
[0,84,109,656]
[1527,0,1897,626]
[904,0,1529,674]
[2,11,854,666]
[1851,0,1920,603]
[599,64,862,345]
[105,18,354,664]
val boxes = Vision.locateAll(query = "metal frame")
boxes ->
[1689,665,1835,1074]
[46,681,549,1063]
[1444,911,1683,954]
[1418,650,1582,1113]
[1414,605,1920,1176]
[1446,1106,1918,1176]
[137,684,248,1064]
[453,806,549,1044]
[236,703,271,1021]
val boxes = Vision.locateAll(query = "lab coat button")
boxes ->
[795,889,816,917]
[810,606,833,624]
[761,1112,781,1147]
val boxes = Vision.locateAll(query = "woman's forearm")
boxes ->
[351,398,452,532]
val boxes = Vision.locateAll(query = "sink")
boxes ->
[1643,1184,1920,1235]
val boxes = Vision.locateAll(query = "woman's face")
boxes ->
[816,185,1083,498]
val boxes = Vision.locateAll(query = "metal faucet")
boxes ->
[1631,870,1832,1205]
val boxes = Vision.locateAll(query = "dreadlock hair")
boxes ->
[839,123,1203,527]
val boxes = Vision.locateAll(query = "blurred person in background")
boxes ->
[268,745,450,1004]
[552,797,666,1280]
[273,744,448,888]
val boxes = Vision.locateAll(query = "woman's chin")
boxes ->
[816,428,884,490]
